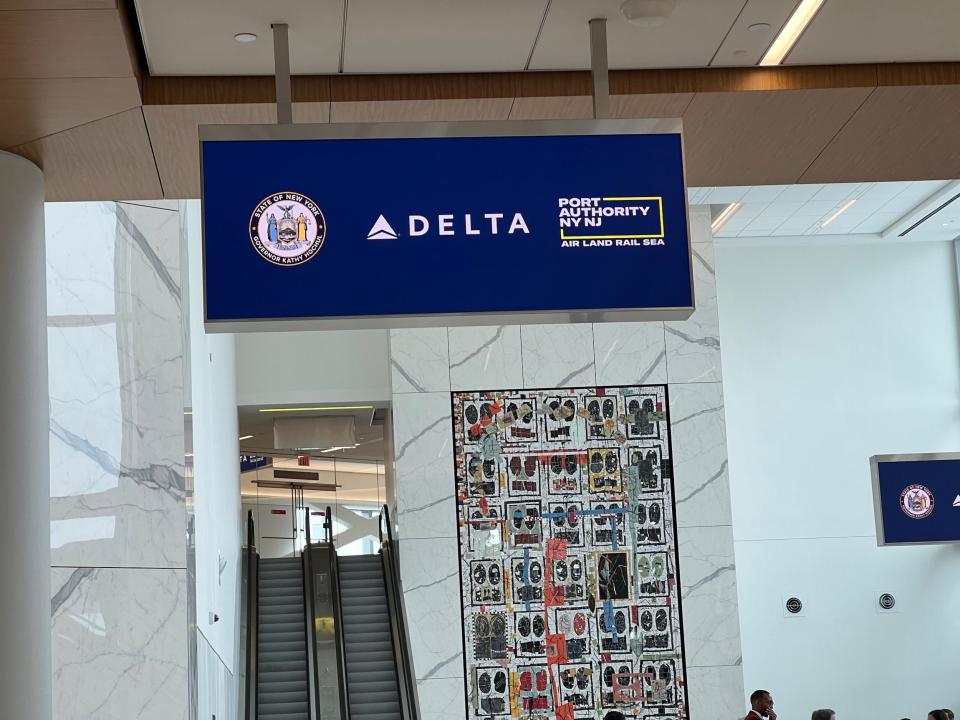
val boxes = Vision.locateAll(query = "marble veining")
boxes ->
[448,325,523,391]
[398,538,464,681]
[415,677,466,720]
[666,240,722,384]
[669,383,732,528]
[520,323,596,388]
[393,392,457,540]
[594,320,668,385]
[685,665,746,720]
[48,201,187,569]
[47,201,189,719]
[679,526,743,668]
[390,327,451,393]
[51,566,189,720]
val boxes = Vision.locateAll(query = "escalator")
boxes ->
[340,555,403,720]
[257,557,310,719]
[241,504,420,720]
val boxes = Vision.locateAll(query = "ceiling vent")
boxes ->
[273,415,356,451]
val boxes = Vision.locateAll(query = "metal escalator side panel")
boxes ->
[243,549,259,720]
[379,544,421,720]
[308,542,350,720]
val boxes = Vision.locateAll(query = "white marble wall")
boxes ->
[47,201,189,719]
[389,207,744,720]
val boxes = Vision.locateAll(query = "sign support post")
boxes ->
[589,18,610,119]
[271,23,293,125]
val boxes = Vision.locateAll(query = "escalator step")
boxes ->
[258,680,308,694]
[259,690,310,705]
[259,669,307,684]
[345,659,398,674]
[261,614,305,626]
[257,699,309,715]
[260,630,306,643]
[346,669,397,684]
[260,659,310,673]
[349,704,402,717]
[343,620,391,634]
[349,690,404,704]
[348,680,400,695]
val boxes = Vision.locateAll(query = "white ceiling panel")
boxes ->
[788,0,960,65]
[708,180,953,239]
[343,0,548,73]
[135,0,344,75]
[530,0,747,70]
[710,0,800,67]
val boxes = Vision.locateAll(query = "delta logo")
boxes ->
[366,212,530,240]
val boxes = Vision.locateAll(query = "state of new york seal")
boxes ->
[249,192,326,266]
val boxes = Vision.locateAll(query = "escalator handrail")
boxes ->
[327,507,352,720]
[379,504,421,720]
[244,511,259,720]
[302,505,323,720]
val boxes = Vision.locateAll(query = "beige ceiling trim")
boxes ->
[10,107,162,200]
[0,8,136,79]
[134,62,960,107]
[0,1,117,9]
[799,84,960,183]
[0,76,141,149]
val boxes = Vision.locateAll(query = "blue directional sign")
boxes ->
[871,453,960,545]
[199,120,694,330]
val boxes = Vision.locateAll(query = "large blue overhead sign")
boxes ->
[200,120,694,330]
[871,453,960,545]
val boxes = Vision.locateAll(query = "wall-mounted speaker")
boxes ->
[876,591,898,613]
[785,596,803,614]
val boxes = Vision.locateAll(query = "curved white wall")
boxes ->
[0,152,51,720]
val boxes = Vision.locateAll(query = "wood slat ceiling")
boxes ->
[3,5,960,200]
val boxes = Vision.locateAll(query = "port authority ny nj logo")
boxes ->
[367,214,398,240]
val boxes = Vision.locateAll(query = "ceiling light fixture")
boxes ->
[258,405,374,413]
[759,0,826,66]
[620,0,677,28]
[320,445,358,453]
[234,33,258,43]
[820,199,857,228]
[711,202,742,233]
[239,435,254,441]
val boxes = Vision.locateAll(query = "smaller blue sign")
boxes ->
[872,453,960,545]
[241,454,271,473]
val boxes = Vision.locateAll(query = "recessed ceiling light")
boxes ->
[760,0,826,66]
[234,32,258,43]
[820,199,857,228]
[258,405,374,413]
[733,49,748,57]
[748,22,771,32]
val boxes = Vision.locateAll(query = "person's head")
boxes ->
[811,709,835,720]
[603,712,626,720]
[751,690,773,715]
[929,711,949,720]
[942,711,954,720]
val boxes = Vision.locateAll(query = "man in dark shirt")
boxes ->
[746,690,777,720]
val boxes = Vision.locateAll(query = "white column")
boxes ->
[0,151,51,720]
